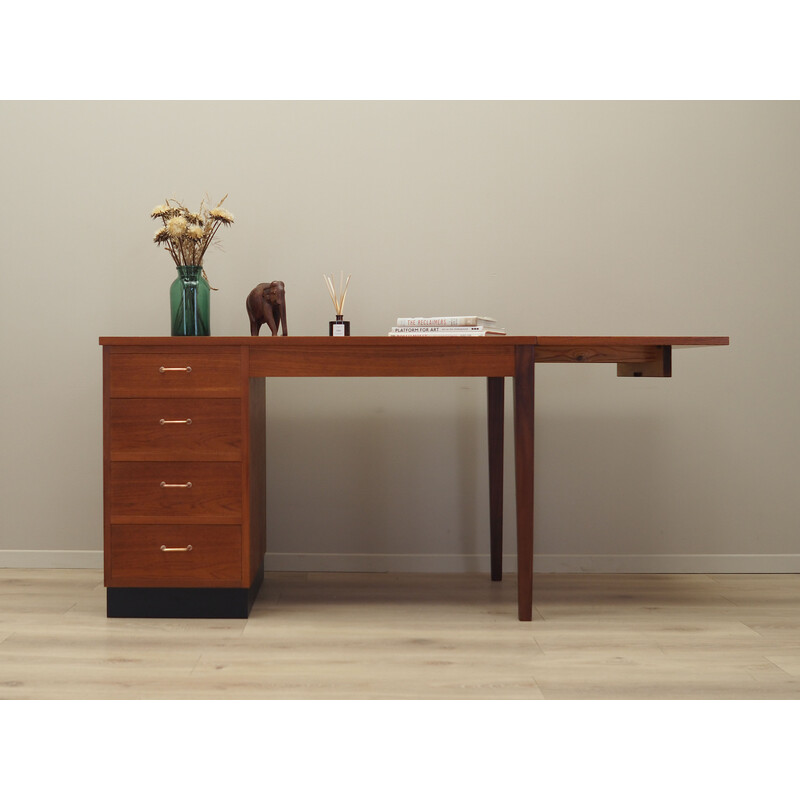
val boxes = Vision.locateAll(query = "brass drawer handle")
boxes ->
[160,544,193,553]
[159,418,192,425]
[159,366,192,373]
[160,481,193,489]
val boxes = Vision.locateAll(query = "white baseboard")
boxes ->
[265,553,512,573]
[530,554,800,573]
[0,550,104,569]
[265,552,800,573]
[2,550,799,573]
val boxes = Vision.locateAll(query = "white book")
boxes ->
[395,316,498,327]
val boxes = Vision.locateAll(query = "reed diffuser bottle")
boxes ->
[324,272,351,336]
[329,315,350,336]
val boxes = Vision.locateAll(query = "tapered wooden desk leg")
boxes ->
[487,377,504,581]
[513,345,535,621]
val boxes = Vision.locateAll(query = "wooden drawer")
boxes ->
[109,462,242,521]
[109,398,242,461]
[108,349,241,398]
[108,524,242,586]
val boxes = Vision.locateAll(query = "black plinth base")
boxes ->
[107,569,263,619]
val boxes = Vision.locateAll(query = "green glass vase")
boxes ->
[170,265,210,336]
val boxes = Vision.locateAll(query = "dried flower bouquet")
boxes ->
[151,195,234,276]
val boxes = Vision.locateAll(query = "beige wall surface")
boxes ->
[1,101,797,572]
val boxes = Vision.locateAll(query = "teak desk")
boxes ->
[100,335,728,621]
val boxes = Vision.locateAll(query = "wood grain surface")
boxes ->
[107,525,242,586]
[109,399,242,461]
[107,348,242,397]
[109,462,243,522]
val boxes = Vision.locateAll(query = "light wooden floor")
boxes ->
[1,569,799,699]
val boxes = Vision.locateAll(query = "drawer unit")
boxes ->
[109,398,242,461]
[101,341,266,619]
[108,524,242,586]
[109,462,243,521]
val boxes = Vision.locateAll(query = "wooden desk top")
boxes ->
[100,335,729,348]
[100,336,728,378]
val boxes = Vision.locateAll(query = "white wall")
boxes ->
[1,101,798,572]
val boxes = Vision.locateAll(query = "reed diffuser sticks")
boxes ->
[323,271,351,316]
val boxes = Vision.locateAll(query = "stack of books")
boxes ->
[389,316,506,336]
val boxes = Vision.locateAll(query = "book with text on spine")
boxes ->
[395,316,498,328]
[390,325,506,335]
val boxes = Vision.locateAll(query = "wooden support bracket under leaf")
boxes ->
[617,345,672,377]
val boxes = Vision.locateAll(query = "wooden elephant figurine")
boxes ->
[246,281,287,336]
